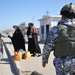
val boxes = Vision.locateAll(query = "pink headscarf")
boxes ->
[30,26,37,34]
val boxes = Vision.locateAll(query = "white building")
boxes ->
[38,15,61,41]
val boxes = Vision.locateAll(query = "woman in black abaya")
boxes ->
[8,26,26,52]
[27,23,41,56]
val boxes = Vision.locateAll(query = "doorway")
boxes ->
[46,24,49,36]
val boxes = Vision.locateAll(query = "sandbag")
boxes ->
[14,52,22,61]
[24,51,31,59]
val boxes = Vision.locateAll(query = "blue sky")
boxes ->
[0,0,75,31]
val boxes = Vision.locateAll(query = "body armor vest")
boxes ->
[54,24,75,57]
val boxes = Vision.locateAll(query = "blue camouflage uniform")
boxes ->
[42,18,75,75]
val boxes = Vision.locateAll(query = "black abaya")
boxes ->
[9,28,26,52]
[27,28,41,54]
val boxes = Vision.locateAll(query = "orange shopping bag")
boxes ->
[14,52,22,61]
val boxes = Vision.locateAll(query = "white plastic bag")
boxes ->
[28,35,32,38]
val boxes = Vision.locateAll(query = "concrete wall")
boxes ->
[39,15,61,41]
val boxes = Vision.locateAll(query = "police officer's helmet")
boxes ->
[60,3,75,18]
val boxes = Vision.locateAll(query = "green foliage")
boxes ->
[20,22,26,26]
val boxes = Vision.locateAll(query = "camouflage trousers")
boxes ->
[53,57,75,75]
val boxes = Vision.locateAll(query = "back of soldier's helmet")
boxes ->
[60,3,75,18]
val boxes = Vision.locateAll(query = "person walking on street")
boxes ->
[42,3,75,75]
[0,33,3,60]
[27,23,41,57]
[8,26,26,52]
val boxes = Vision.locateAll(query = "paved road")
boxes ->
[0,44,17,75]
[2,37,56,75]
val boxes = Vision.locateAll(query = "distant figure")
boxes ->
[27,23,41,57]
[0,33,3,60]
[8,26,26,52]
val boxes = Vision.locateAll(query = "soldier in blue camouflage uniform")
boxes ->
[42,3,75,75]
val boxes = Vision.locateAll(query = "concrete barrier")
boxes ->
[3,41,20,75]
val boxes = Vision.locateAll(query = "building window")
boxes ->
[41,26,44,34]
